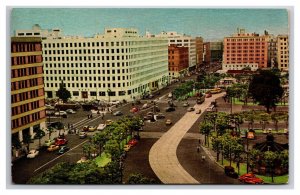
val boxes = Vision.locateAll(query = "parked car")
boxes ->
[66,109,76,114]
[79,131,87,139]
[88,126,97,132]
[27,149,39,158]
[224,166,239,179]
[165,107,175,112]
[44,139,56,147]
[97,123,106,131]
[113,111,123,116]
[147,112,154,116]
[143,115,154,121]
[109,100,120,105]
[128,139,138,146]
[55,138,68,146]
[155,113,165,119]
[196,109,202,114]
[239,173,264,184]
[47,144,60,152]
[168,93,173,98]
[142,103,150,109]
[46,109,55,116]
[187,107,195,112]
[106,120,113,126]
[165,119,172,125]
[130,107,139,113]
[57,146,70,155]
[183,102,189,107]
[54,111,67,117]
[206,93,212,98]
[124,144,131,152]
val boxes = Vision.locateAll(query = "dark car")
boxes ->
[57,146,70,154]
[165,107,175,112]
[224,166,239,179]
[156,113,165,119]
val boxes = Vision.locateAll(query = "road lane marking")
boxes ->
[34,140,89,173]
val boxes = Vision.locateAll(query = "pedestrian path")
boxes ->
[148,93,225,184]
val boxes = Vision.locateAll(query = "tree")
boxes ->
[248,149,261,173]
[22,133,32,152]
[127,173,158,184]
[47,127,55,140]
[259,113,270,132]
[199,122,213,147]
[92,131,107,156]
[248,70,284,113]
[34,128,45,149]
[279,150,289,172]
[264,151,278,183]
[56,80,71,103]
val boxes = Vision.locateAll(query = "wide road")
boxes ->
[149,92,225,184]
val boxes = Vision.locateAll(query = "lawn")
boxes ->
[217,159,289,184]
[232,98,289,106]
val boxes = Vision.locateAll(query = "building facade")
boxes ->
[195,37,204,68]
[222,29,268,71]
[11,37,46,143]
[277,35,289,71]
[42,28,169,101]
[168,45,189,78]
[203,41,223,64]
[267,34,277,68]
[15,24,62,39]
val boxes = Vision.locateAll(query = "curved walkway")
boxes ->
[149,93,225,184]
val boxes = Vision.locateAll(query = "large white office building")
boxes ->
[40,28,169,102]
[147,31,197,70]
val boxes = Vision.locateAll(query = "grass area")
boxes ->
[217,159,289,184]
[94,152,111,167]
[232,98,289,106]
[241,129,287,134]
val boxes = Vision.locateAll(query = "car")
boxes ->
[206,93,212,98]
[46,110,55,116]
[106,120,113,126]
[97,123,106,131]
[66,109,76,114]
[44,139,56,147]
[142,103,150,109]
[128,139,138,146]
[113,111,123,116]
[224,166,239,179]
[147,112,154,116]
[165,107,175,112]
[77,156,89,164]
[124,144,131,152]
[55,138,68,146]
[239,173,264,184]
[130,107,139,113]
[109,100,120,105]
[143,115,154,121]
[82,125,90,131]
[57,146,70,155]
[165,119,172,125]
[187,107,195,112]
[27,149,39,158]
[79,131,87,139]
[148,94,154,98]
[54,111,67,117]
[155,113,165,119]
[210,88,222,94]
[88,126,97,132]
[196,109,202,114]
[168,93,173,98]
[47,144,60,152]
[183,102,189,107]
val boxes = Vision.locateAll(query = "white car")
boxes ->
[66,109,76,114]
[54,111,67,116]
[110,100,120,105]
[27,149,39,158]
[97,123,106,131]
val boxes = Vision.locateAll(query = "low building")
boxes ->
[168,45,189,78]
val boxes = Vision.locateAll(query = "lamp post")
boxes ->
[245,131,249,173]
[107,88,111,103]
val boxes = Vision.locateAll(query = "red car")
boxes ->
[128,139,138,146]
[239,173,264,184]
[55,138,68,146]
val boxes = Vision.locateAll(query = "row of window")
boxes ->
[11,67,41,78]
[11,89,40,104]
[44,54,129,62]
[45,68,128,76]
[226,38,265,41]
[11,111,42,129]
[46,82,128,89]
[43,41,129,49]
[11,55,42,66]
[11,42,42,53]
[11,100,42,116]
[44,61,128,68]
[11,78,40,91]
[225,58,265,61]
[44,48,128,55]
[226,54,265,57]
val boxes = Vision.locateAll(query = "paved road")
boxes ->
[149,92,225,184]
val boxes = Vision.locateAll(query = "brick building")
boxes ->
[168,45,189,78]
[11,37,46,144]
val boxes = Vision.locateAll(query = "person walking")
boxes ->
[197,146,200,153]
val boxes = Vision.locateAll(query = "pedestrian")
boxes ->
[198,139,201,144]
[197,146,200,153]
[87,114,90,119]
[101,114,104,120]
[90,114,93,118]
[68,123,70,129]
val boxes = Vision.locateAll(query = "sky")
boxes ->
[10,8,289,41]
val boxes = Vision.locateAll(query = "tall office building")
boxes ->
[277,35,289,71]
[168,45,189,78]
[42,28,169,101]
[222,28,267,71]
[11,37,46,144]
[195,37,204,68]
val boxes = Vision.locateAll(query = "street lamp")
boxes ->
[107,88,111,103]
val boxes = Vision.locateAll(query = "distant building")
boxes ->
[15,24,62,39]
[148,31,197,71]
[11,37,46,143]
[41,28,169,101]
[203,41,223,64]
[222,28,268,71]
[266,34,277,68]
[168,45,189,78]
[277,35,289,71]
[195,37,204,67]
